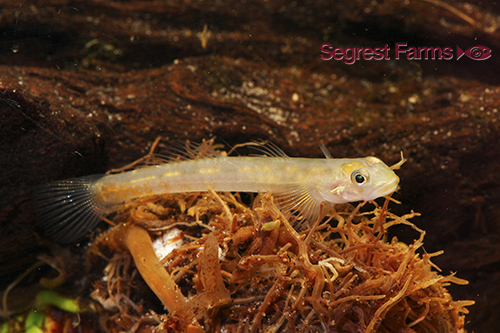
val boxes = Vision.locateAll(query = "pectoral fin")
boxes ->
[272,185,322,225]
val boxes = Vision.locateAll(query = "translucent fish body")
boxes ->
[35,142,399,243]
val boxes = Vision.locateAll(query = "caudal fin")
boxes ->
[34,174,109,244]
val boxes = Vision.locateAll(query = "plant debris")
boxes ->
[84,186,473,333]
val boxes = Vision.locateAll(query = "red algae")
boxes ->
[86,187,473,333]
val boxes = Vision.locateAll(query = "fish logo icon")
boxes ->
[457,46,492,60]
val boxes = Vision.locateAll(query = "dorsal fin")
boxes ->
[107,138,223,174]
[319,142,333,159]
[229,140,289,158]
[108,139,290,176]
[164,139,223,161]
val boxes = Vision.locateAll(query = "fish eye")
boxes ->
[351,170,369,186]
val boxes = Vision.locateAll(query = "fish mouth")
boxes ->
[367,175,400,201]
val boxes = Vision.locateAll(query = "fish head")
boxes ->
[321,157,400,203]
